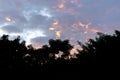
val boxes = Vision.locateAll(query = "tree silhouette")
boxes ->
[0,30,120,72]
[0,35,11,70]
[0,35,28,71]
[77,30,120,65]
[48,39,73,58]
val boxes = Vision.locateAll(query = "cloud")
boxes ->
[0,0,120,47]
[1,25,23,33]
[30,36,51,46]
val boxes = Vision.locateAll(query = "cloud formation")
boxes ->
[0,0,120,47]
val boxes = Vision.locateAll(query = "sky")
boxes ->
[0,0,120,48]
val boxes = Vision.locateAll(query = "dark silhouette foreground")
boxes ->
[0,30,120,72]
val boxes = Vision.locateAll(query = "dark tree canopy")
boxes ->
[77,30,120,65]
[0,30,120,72]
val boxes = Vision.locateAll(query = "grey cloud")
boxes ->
[30,36,53,46]
[0,10,27,24]
[29,15,47,26]
[2,25,23,33]
[24,17,53,31]
[27,0,59,8]
[30,29,56,45]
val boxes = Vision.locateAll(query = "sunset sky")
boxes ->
[0,0,120,47]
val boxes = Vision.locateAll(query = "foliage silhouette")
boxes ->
[48,39,73,57]
[0,30,120,72]
[77,30,120,65]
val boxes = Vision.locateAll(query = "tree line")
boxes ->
[0,30,120,72]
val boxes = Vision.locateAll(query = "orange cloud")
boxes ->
[49,27,55,31]
[91,29,100,33]
[53,20,59,26]
[58,3,65,9]
[5,17,12,22]
[55,31,61,39]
